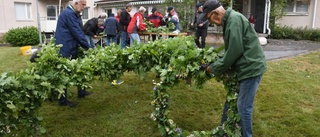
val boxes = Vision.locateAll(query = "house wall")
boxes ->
[0,0,95,34]
[276,0,320,29]
[0,0,38,34]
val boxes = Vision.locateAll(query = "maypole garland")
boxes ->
[0,36,241,136]
[151,72,241,136]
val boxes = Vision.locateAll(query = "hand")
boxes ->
[200,64,209,71]
[94,35,98,38]
[198,23,203,27]
[191,23,194,26]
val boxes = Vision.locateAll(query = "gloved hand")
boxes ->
[200,64,209,71]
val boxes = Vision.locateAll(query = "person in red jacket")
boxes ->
[127,6,147,45]
[146,7,165,41]
[115,9,122,45]
[248,14,256,28]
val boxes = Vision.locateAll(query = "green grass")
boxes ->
[1,46,320,136]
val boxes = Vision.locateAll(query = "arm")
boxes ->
[67,14,91,49]
[169,15,179,23]
[138,15,147,31]
[209,20,244,76]
[202,20,209,26]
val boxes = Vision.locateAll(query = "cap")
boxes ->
[167,6,174,12]
[199,0,221,21]
[196,3,202,9]
[152,7,157,13]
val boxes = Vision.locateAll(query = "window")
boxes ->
[47,5,64,20]
[14,2,32,20]
[82,7,89,19]
[286,0,310,14]
[105,9,112,17]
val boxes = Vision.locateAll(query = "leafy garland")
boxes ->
[0,36,240,136]
[144,19,176,34]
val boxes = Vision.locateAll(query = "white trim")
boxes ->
[312,0,317,28]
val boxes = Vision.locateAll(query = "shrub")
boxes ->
[4,26,41,47]
[271,25,320,41]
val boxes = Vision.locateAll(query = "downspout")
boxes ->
[312,0,317,28]
[263,0,271,35]
[266,0,271,35]
[58,0,61,15]
[92,0,97,18]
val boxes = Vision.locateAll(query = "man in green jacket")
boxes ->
[200,0,267,136]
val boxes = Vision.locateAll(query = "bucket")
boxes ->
[20,46,32,55]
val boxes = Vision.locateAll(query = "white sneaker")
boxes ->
[172,30,180,34]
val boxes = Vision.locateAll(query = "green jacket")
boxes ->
[209,8,267,81]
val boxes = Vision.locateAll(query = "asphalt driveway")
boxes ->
[263,39,320,60]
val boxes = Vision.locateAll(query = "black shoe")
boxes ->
[59,101,77,107]
[78,91,93,98]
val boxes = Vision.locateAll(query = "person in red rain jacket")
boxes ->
[115,9,122,45]
[146,7,165,41]
[127,6,147,45]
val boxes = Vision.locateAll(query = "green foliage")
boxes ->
[269,0,287,29]
[3,26,41,47]
[0,37,240,136]
[271,25,320,41]
[144,18,171,34]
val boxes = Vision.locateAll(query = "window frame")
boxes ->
[82,7,89,20]
[285,0,310,16]
[46,5,64,20]
[14,2,32,21]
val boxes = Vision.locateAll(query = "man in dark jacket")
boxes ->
[104,13,119,46]
[119,3,132,48]
[191,3,209,48]
[55,0,93,107]
[83,17,104,47]
[200,0,267,136]
[146,7,164,41]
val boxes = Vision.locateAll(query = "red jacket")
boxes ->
[127,12,146,34]
[115,15,120,22]
[147,12,164,28]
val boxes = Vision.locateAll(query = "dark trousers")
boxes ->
[58,55,87,104]
[59,87,87,104]
[195,28,207,48]
[116,33,121,45]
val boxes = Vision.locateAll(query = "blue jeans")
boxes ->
[85,35,95,48]
[105,35,117,46]
[120,31,128,49]
[221,75,262,137]
[129,33,140,45]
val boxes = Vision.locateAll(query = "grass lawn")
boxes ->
[0,45,320,136]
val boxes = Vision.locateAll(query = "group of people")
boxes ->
[82,3,184,48]
[53,0,266,137]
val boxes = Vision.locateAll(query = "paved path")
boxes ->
[210,39,320,61]
[262,39,320,60]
